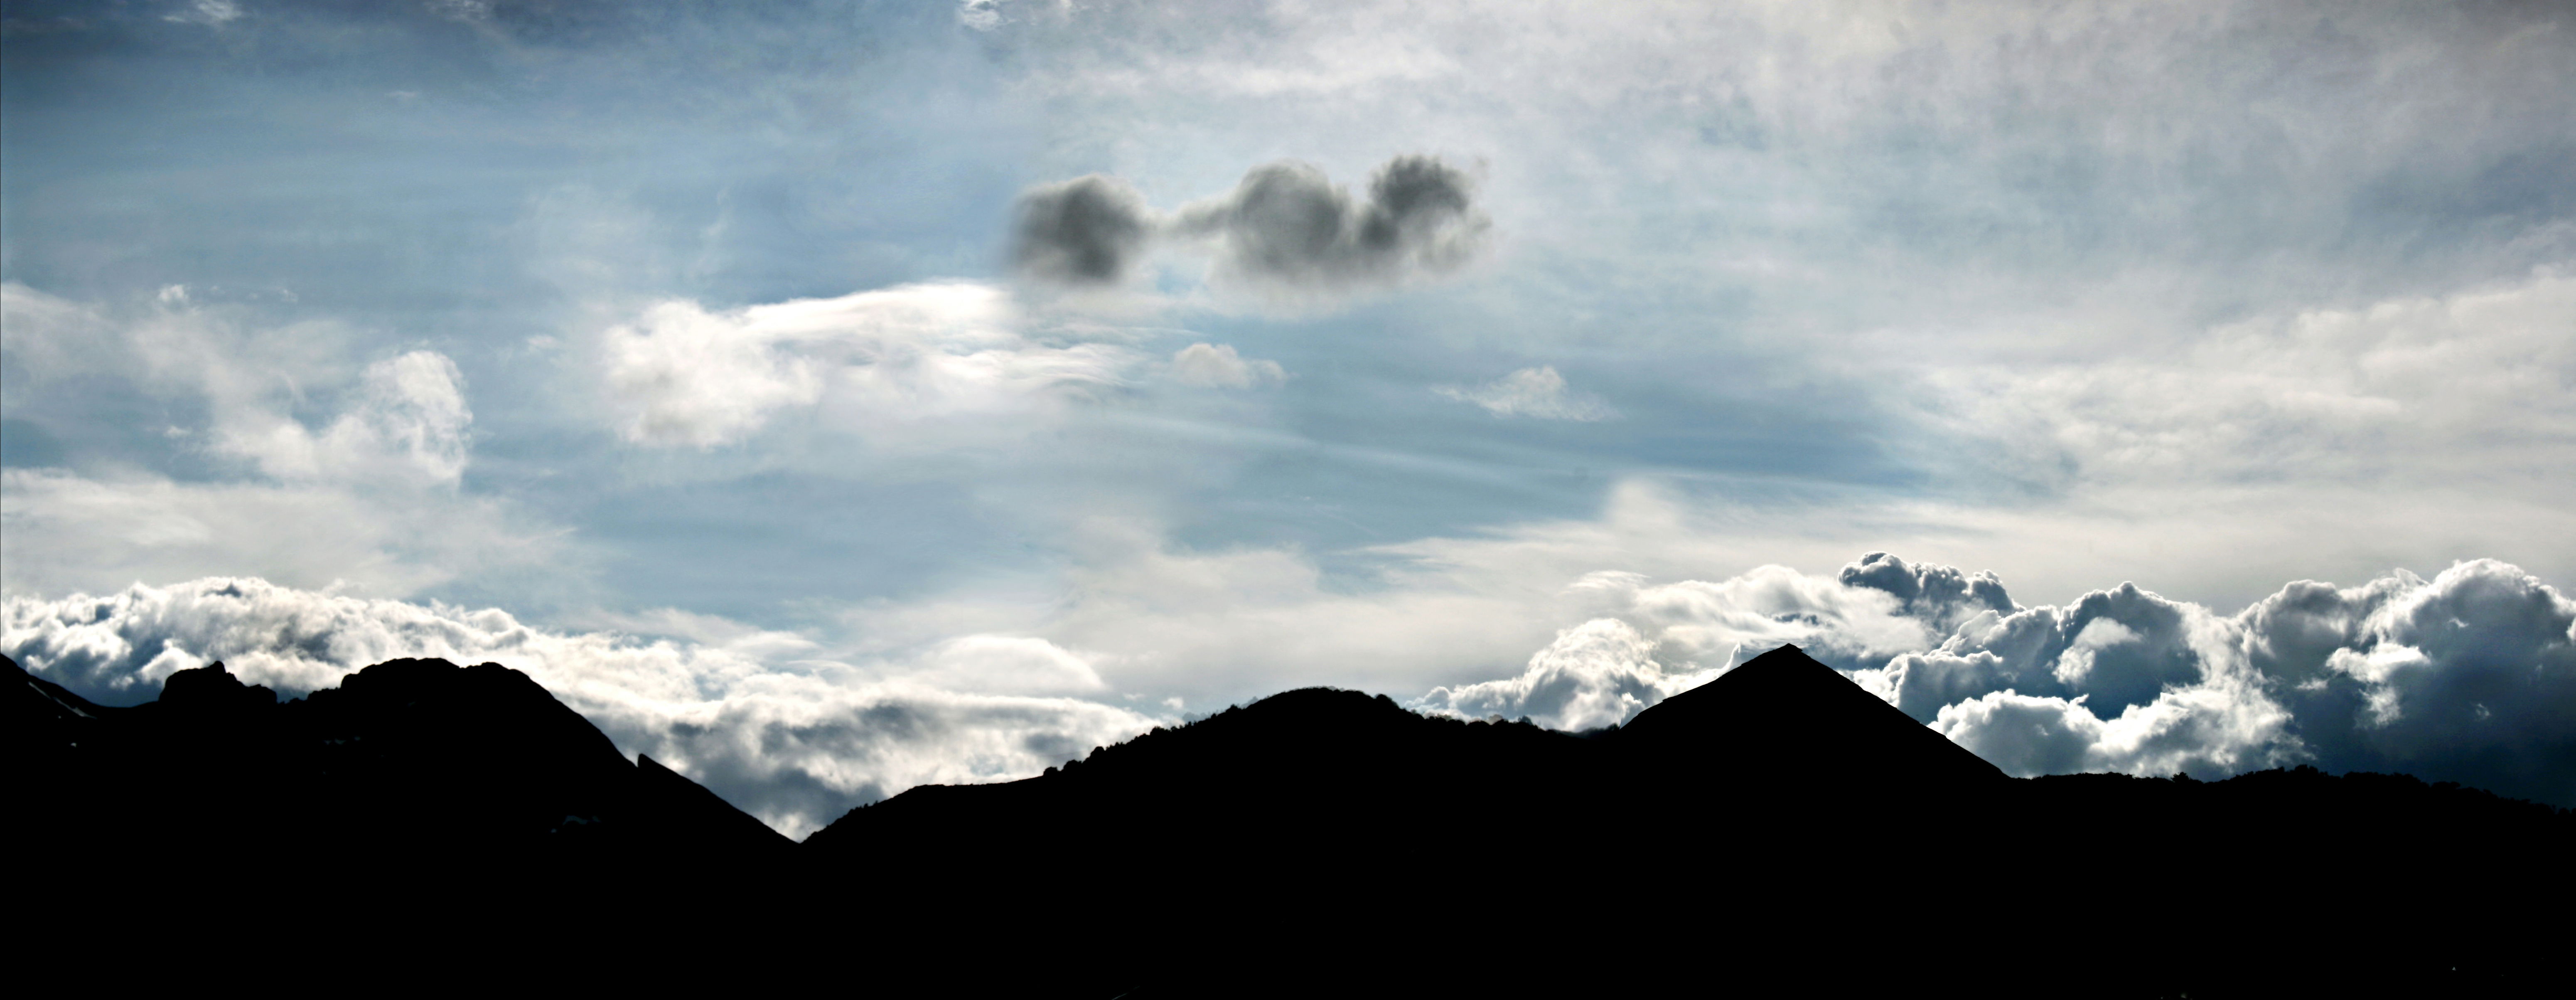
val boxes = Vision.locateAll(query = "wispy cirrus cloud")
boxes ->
[1167,342,1287,389]
[1435,367,1613,421]
[598,282,1137,449]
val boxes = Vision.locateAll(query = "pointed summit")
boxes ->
[1615,643,2005,794]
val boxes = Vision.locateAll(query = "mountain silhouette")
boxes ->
[13,644,2567,996]
[10,653,789,862]
[1617,642,2005,788]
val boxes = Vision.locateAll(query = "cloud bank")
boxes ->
[1,577,1160,837]
[1419,554,2575,805]
[11,552,2567,832]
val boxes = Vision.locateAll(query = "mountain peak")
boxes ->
[1617,643,2005,790]
[156,661,277,711]
[15,653,789,859]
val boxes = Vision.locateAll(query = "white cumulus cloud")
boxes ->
[1413,552,2574,803]
[1416,618,1712,731]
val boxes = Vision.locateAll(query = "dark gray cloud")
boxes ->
[1173,155,1490,296]
[1011,175,1154,286]
[1885,559,2576,805]
[2239,562,2576,806]
[1839,552,2017,635]
[1011,155,1493,297]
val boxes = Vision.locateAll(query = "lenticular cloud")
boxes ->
[1416,554,2576,805]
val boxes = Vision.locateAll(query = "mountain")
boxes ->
[13,644,2567,996]
[1616,642,2006,788]
[9,653,789,862]
[800,644,2566,996]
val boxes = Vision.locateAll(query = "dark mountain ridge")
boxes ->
[12,653,790,862]
[13,645,2566,996]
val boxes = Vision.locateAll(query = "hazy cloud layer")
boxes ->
[1010,155,1491,305]
[1,577,1161,837]
[1915,267,2576,495]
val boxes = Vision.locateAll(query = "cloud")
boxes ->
[1,283,468,488]
[426,0,492,24]
[165,0,244,26]
[1008,155,1492,308]
[2238,559,2576,803]
[1167,342,1286,389]
[1930,679,2298,783]
[0,284,542,597]
[9,547,2567,834]
[597,281,1137,448]
[1171,155,1490,303]
[1013,175,1155,286]
[1416,618,1711,731]
[256,351,472,488]
[1837,552,2017,636]
[1404,551,2574,804]
[956,0,1005,32]
[0,576,1162,838]
[0,468,547,600]
[1435,367,1613,421]
[1410,560,1945,731]
[913,635,1110,695]
[1910,266,2576,494]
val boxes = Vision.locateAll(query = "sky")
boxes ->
[4,0,2571,833]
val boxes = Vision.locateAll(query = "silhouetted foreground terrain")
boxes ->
[14,654,790,861]
[13,647,2567,996]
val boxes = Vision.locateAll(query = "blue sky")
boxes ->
[7,1,2573,830]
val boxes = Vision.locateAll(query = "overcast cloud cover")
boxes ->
[5,0,2571,827]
